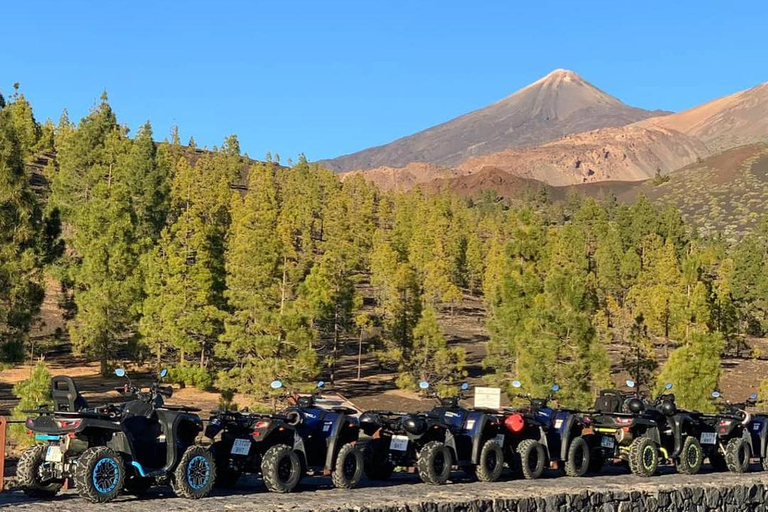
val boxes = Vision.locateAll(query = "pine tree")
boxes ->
[10,358,52,444]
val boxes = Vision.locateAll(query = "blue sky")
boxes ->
[3,0,767,162]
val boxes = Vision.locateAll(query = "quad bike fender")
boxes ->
[325,415,360,471]
[157,410,204,471]
[536,426,552,461]
[559,416,580,462]
[442,429,459,460]
[642,426,661,445]
[468,414,492,464]
[670,414,696,458]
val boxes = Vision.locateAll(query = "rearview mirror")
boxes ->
[160,368,168,378]
[751,393,758,400]
[626,380,636,388]
[711,391,721,399]
[270,380,283,389]
[665,382,673,390]
[317,381,325,389]
[115,368,126,378]
[512,380,522,388]
[551,384,560,392]
[419,381,430,389]
[461,383,469,391]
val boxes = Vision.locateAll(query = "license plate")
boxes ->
[700,432,717,445]
[231,438,251,456]
[45,445,63,462]
[495,434,505,447]
[601,436,615,449]
[554,419,563,429]
[389,435,409,451]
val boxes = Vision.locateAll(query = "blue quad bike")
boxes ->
[499,380,592,479]
[259,380,364,492]
[19,368,215,503]
[419,382,506,482]
[359,381,458,485]
[704,391,768,473]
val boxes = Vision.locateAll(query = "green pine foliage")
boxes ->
[10,358,52,445]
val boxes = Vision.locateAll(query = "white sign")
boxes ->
[45,445,63,463]
[474,387,501,409]
[389,435,409,451]
[700,432,717,445]
[231,438,251,456]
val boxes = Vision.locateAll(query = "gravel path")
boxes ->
[3,467,768,511]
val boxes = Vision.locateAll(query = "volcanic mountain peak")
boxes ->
[319,70,666,172]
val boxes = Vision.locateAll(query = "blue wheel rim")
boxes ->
[92,457,119,494]
[186,455,211,490]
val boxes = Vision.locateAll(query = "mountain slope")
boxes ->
[321,69,667,172]
[639,81,768,152]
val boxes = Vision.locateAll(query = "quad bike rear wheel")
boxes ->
[516,439,546,480]
[331,442,364,489]
[17,444,63,499]
[564,436,591,477]
[171,445,216,499]
[472,438,504,482]
[677,436,703,475]
[362,438,395,480]
[416,441,453,485]
[74,446,126,503]
[628,436,658,477]
[725,437,751,473]
[261,444,302,493]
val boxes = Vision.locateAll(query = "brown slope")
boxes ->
[418,166,552,198]
[639,81,768,152]
[320,70,667,172]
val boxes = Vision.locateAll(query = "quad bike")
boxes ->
[585,381,709,477]
[704,391,768,473]
[18,368,215,503]
[499,380,592,479]
[423,382,505,482]
[359,381,457,485]
[261,380,363,492]
[204,381,300,488]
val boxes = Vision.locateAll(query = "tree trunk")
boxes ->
[357,327,364,380]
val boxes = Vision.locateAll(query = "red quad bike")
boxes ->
[498,380,593,479]
[18,368,215,503]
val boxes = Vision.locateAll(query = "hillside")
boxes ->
[320,70,667,172]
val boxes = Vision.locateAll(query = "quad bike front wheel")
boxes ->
[677,436,703,475]
[261,444,302,493]
[74,446,126,503]
[416,441,453,485]
[628,436,658,477]
[516,439,546,480]
[172,445,216,499]
[725,437,751,473]
[331,442,364,489]
[564,436,591,477]
[17,444,63,499]
[472,438,504,482]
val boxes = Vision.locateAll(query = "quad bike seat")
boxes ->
[594,390,623,414]
[51,375,89,412]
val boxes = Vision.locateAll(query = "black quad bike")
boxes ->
[499,381,592,479]
[19,368,215,503]
[360,381,457,485]
[423,382,505,482]
[255,380,364,492]
[704,391,768,473]
[585,381,710,477]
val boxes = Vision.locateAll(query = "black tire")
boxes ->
[709,448,728,471]
[677,436,703,475]
[18,444,63,499]
[628,436,658,477]
[212,444,241,488]
[74,446,125,503]
[124,475,153,495]
[331,442,364,489]
[363,438,395,480]
[725,437,751,473]
[416,441,453,485]
[261,444,302,493]
[589,448,605,474]
[516,439,546,480]
[171,445,216,499]
[472,439,504,482]
[564,436,590,477]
